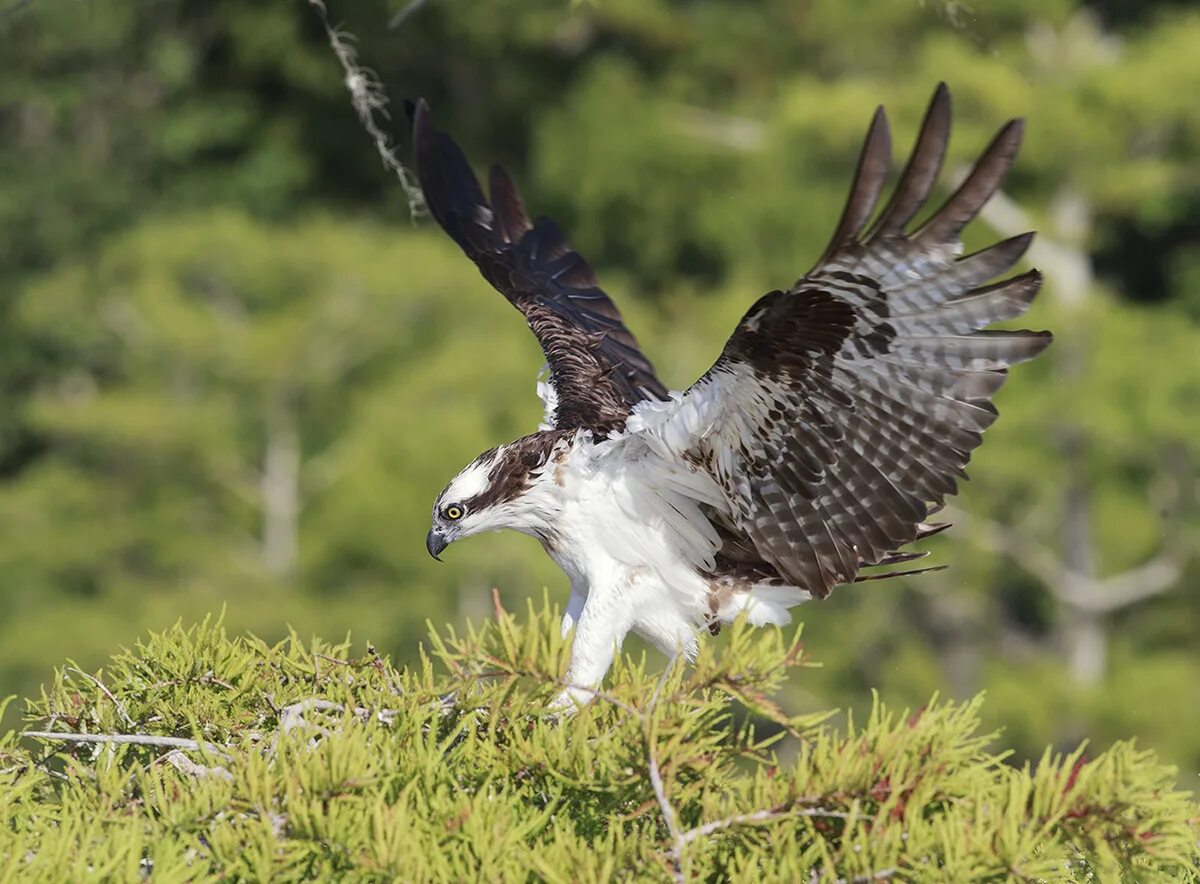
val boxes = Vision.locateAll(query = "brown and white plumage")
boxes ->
[410,99,667,431]
[416,85,1051,706]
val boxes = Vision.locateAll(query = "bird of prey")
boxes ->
[412,84,1051,707]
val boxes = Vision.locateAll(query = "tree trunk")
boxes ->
[1062,603,1106,687]
[1058,449,1111,686]
[261,395,300,577]
[1046,189,1107,686]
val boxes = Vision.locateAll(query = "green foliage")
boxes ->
[2,0,1200,803]
[0,214,564,707]
[1,604,1196,882]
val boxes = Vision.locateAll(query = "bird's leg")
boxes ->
[560,587,587,639]
[550,590,629,711]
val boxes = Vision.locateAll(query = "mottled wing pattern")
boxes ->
[655,84,1051,599]
[410,100,668,431]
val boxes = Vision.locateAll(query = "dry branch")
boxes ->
[162,749,234,782]
[22,730,231,758]
[646,661,685,883]
[65,666,136,729]
[307,1,425,219]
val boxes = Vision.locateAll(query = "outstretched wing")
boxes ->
[410,100,668,431]
[635,84,1051,599]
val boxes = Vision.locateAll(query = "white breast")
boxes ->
[545,435,725,657]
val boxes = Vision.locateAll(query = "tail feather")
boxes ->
[854,563,949,583]
[721,585,813,627]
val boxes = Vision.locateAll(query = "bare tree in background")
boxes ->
[969,187,1193,686]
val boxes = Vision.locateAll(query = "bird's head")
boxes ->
[426,433,569,561]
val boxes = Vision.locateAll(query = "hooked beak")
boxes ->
[426,528,449,562]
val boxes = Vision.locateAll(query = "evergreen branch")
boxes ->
[65,666,136,729]
[11,606,1195,878]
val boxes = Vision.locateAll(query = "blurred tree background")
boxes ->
[1,0,1197,778]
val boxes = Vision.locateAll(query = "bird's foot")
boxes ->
[548,683,597,716]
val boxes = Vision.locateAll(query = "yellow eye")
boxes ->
[444,505,464,521]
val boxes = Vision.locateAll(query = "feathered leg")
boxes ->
[560,587,587,639]
[551,590,631,710]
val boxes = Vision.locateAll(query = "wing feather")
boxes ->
[866,82,951,239]
[488,164,533,243]
[411,100,667,431]
[818,106,892,263]
[886,270,1042,336]
[915,118,1024,244]
[636,84,1051,599]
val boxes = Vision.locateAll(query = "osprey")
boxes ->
[412,85,1051,707]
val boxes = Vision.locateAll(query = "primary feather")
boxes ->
[410,100,668,431]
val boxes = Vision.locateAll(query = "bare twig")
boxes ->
[268,698,406,753]
[161,749,234,782]
[259,697,405,755]
[22,731,231,759]
[200,671,237,692]
[365,643,407,698]
[66,666,136,729]
[0,761,67,782]
[556,681,642,718]
[307,1,425,219]
[277,698,339,739]
[679,807,793,845]
[388,0,429,29]
[273,698,401,744]
[674,801,858,866]
[646,660,685,883]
